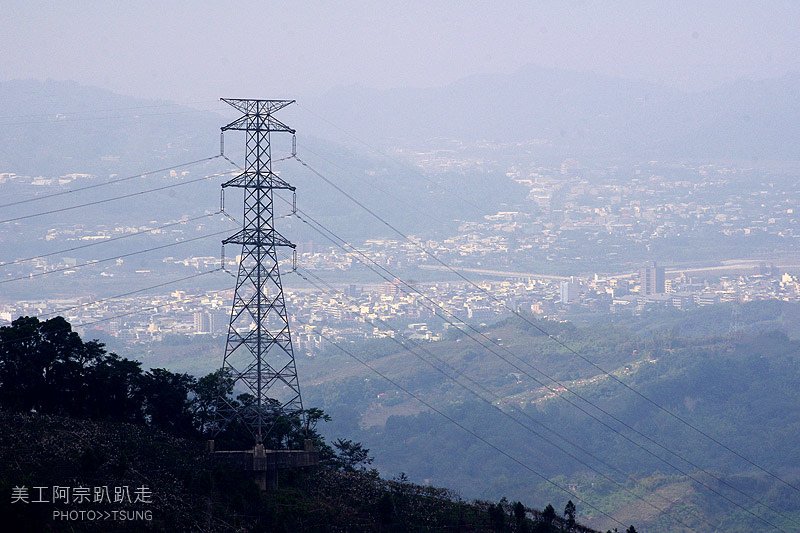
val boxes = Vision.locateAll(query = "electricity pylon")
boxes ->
[217,98,302,445]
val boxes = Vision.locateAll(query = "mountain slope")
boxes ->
[0,79,221,175]
[302,302,800,532]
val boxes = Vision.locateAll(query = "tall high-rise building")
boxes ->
[193,311,212,334]
[639,261,665,295]
[560,276,579,304]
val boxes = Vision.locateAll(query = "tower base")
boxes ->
[210,440,319,491]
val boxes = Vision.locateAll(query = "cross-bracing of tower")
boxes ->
[215,98,303,447]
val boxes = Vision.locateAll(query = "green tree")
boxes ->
[0,316,335,453]
[564,500,576,530]
[85,352,145,423]
[190,368,234,435]
[513,501,527,532]
[0,316,98,414]
[0,316,148,420]
[140,368,196,436]
[488,501,506,531]
[377,492,394,526]
[331,438,374,471]
[541,504,556,526]
[302,406,332,435]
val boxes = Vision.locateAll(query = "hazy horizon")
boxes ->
[3,1,800,103]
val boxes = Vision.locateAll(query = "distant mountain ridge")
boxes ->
[0,79,221,175]
[2,72,799,250]
[0,79,530,244]
[2,68,800,177]
[311,65,800,161]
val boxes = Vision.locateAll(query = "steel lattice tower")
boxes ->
[218,98,302,445]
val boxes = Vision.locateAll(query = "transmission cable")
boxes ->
[287,200,795,531]
[0,155,221,209]
[0,169,234,225]
[294,153,800,497]
[296,266,709,532]
[238,144,796,525]
[210,144,797,527]
[0,271,227,349]
[0,229,232,286]
[38,268,223,321]
[292,315,629,531]
[0,211,223,268]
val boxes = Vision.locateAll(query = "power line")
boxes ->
[296,267,709,532]
[0,271,228,348]
[39,268,223,321]
[0,169,234,225]
[229,149,707,525]
[293,315,629,531]
[115,132,792,520]
[0,135,785,527]
[0,155,220,209]
[250,147,795,525]
[287,200,795,531]
[293,197,795,529]
[0,228,232,286]
[0,211,222,268]
[294,154,800,499]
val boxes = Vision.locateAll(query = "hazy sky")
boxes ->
[2,1,799,102]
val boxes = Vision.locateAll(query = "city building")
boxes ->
[639,262,665,295]
[560,277,579,304]
[193,311,212,334]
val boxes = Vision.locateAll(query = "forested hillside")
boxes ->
[0,316,612,532]
[301,301,800,531]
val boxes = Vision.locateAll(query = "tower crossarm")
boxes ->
[220,98,296,133]
[221,114,295,133]
[222,171,296,191]
[221,98,295,115]
[222,229,296,248]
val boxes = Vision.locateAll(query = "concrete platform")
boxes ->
[211,442,319,490]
